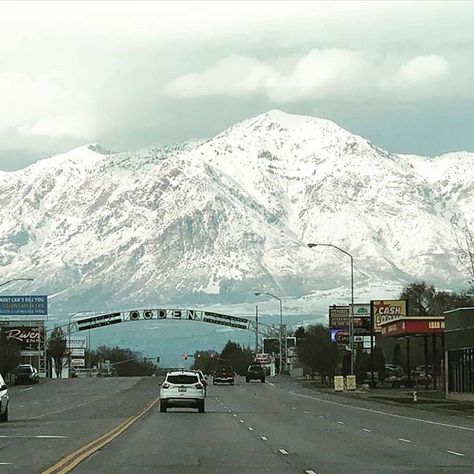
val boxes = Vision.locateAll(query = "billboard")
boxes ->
[350,303,372,335]
[371,300,408,333]
[330,329,349,345]
[329,305,349,328]
[2,326,44,351]
[0,295,48,315]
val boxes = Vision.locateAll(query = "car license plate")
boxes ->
[178,387,186,392]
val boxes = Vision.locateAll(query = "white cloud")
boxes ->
[0,72,93,139]
[164,50,453,103]
[163,55,272,98]
[396,55,449,84]
[18,115,92,139]
[264,49,370,102]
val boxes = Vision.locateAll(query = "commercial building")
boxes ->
[444,307,474,401]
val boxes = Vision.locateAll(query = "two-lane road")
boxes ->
[73,377,474,473]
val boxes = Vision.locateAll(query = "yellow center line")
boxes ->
[42,397,159,474]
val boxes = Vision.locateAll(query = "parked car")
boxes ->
[14,364,39,385]
[213,366,235,385]
[0,374,9,422]
[246,364,265,383]
[160,370,205,413]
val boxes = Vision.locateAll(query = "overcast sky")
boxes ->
[1,1,474,170]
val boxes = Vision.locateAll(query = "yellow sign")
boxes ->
[371,300,407,333]
[346,375,356,391]
[334,375,344,392]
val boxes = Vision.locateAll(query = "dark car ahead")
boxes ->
[246,364,265,383]
[213,366,234,385]
[14,364,39,385]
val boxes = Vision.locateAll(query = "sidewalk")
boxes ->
[298,379,474,417]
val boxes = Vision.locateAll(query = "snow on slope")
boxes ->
[0,111,472,315]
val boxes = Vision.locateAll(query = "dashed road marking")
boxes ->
[363,429,372,433]
[292,407,296,410]
[290,391,474,432]
[0,463,12,465]
[239,419,245,423]
[248,427,254,431]
[304,410,310,414]
[318,415,324,419]
[233,414,237,417]
[278,448,289,455]
[21,387,33,392]
[268,382,275,387]
[336,421,344,425]
[305,470,318,474]
[228,409,231,413]
[447,450,465,457]
[261,436,268,441]
[398,438,411,443]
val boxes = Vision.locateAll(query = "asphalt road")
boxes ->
[75,377,474,474]
[2,376,474,473]
[0,377,158,473]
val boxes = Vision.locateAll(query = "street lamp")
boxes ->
[0,278,34,288]
[307,243,355,375]
[255,291,283,375]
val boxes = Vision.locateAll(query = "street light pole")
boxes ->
[255,292,284,374]
[307,243,355,376]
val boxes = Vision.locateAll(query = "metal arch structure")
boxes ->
[68,308,281,342]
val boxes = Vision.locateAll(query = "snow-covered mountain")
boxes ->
[1,110,473,316]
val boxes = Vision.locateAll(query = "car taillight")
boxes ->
[162,382,170,389]
[195,383,203,389]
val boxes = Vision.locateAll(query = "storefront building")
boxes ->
[444,307,474,401]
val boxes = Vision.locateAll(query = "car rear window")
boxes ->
[17,367,33,374]
[167,374,199,384]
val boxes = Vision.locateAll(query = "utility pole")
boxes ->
[255,305,259,354]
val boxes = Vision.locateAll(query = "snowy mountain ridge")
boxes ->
[1,110,473,315]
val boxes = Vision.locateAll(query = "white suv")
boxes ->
[0,374,9,422]
[160,370,205,413]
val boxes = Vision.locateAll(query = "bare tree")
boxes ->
[453,224,474,288]
[47,327,67,378]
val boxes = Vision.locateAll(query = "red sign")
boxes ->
[381,318,445,336]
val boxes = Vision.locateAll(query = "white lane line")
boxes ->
[278,448,289,455]
[398,438,411,443]
[447,450,465,457]
[305,470,318,474]
[363,429,372,433]
[248,427,254,431]
[228,409,232,413]
[268,382,275,387]
[304,410,310,414]
[21,387,33,392]
[318,415,324,419]
[239,419,245,423]
[233,414,237,417]
[0,463,13,465]
[290,391,474,432]
[336,421,345,425]
[261,436,268,441]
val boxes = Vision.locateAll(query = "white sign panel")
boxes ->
[67,336,87,349]
[70,348,85,357]
[71,358,85,367]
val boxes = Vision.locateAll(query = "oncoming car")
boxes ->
[160,370,205,413]
[14,364,39,385]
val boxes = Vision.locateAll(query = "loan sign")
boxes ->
[0,295,48,315]
[371,300,408,333]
